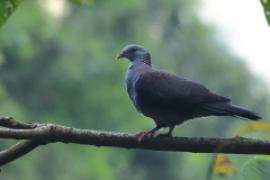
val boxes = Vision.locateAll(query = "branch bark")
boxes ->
[0,140,40,166]
[0,117,269,167]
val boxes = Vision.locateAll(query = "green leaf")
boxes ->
[0,0,23,27]
[260,0,270,26]
[241,157,270,180]
[70,0,94,6]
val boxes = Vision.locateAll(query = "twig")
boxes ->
[0,117,36,129]
[0,140,41,166]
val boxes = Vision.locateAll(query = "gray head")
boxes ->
[117,44,151,65]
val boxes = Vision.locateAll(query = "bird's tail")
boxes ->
[203,103,261,120]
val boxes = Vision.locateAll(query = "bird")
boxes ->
[117,44,261,138]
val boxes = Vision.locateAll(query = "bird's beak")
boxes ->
[117,53,125,60]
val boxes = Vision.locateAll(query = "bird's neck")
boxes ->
[132,53,152,66]
[141,58,151,66]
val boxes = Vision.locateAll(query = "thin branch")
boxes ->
[0,118,269,167]
[0,140,41,166]
[0,117,36,129]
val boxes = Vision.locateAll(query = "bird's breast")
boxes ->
[125,71,139,111]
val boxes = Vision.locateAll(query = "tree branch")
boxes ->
[0,140,41,166]
[0,117,36,129]
[0,117,269,167]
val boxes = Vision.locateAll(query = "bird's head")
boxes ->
[117,44,151,65]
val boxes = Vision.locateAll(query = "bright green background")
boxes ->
[0,0,269,179]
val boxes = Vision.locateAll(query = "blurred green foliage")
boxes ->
[71,0,94,6]
[0,0,23,27]
[0,0,94,28]
[260,0,270,26]
[0,0,269,179]
[241,157,270,180]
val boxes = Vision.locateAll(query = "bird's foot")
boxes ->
[136,131,155,142]
[156,133,173,138]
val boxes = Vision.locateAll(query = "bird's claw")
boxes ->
[136,131,155,142]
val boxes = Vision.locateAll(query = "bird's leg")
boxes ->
[157,126,174,138]
[136,125,161,140]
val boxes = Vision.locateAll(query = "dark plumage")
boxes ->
[117,44,261,137]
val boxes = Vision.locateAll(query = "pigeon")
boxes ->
[117,44,261,138]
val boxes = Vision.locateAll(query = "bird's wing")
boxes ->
[135,70,230,105]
